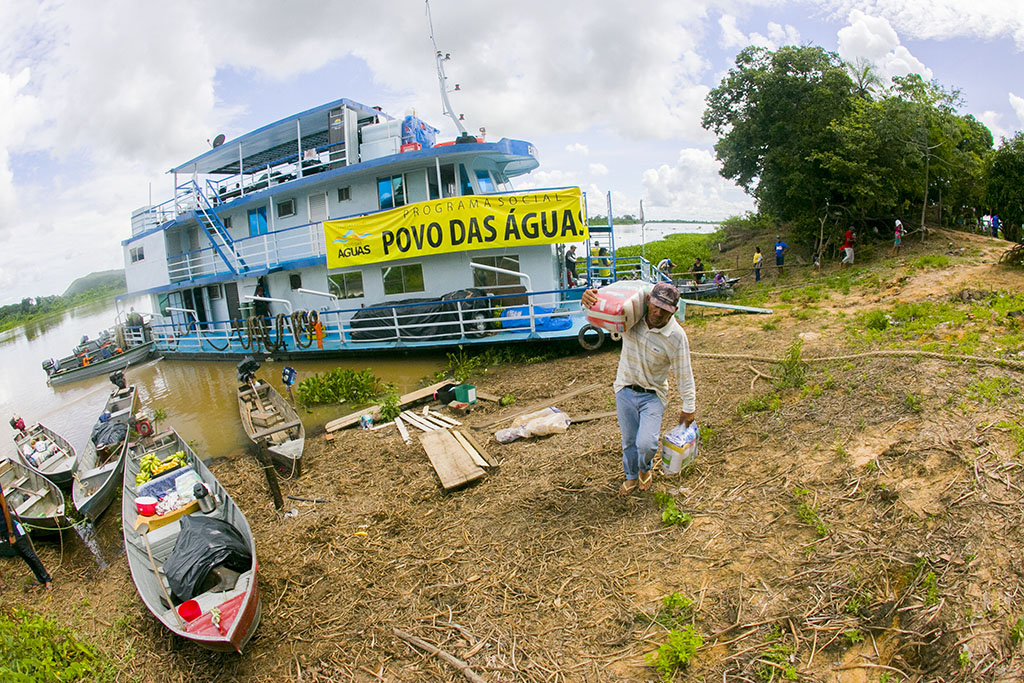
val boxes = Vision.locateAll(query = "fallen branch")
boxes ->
[392,628,487,683]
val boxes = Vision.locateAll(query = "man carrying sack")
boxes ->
[581,282,696,495]
[0,482,52,591]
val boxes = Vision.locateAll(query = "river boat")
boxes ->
[0,457,66,533]
[42,324,155,386]
[120,74,663,359]
[236,378,304,478]
[122,429,260,653]
[675,277,741,298]
[73,384,137,522]
[11,424,78,487]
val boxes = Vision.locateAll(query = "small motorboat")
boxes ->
[0,457,66,533]
[12,423,78,487]
[122,429,260,653]
[236,359,304,478]
[42,324,155,386]
[73,384,137,522]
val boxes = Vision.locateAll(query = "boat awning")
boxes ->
[169,98,383,176]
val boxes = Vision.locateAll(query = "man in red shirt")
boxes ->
[841,227,855,268]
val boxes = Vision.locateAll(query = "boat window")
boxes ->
[337,187,351,202]
[290,273,302,290]
[428,169,440,200]
[439,164,456,198]
[459,164,474,196]
[130,246,145,263]
[277,198,296,219]
[377,175,406,210]
[472,255,521,289]
[328,271,364,299]
[207,284,222,300]
[222,216,233,229]
[475,170,495,193]
[405,169,428,203]
[248,207,268,236]
[382,263,425,295]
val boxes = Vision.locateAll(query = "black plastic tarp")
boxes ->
[90,421,127,448]
[349,288,492,342]
[164,515,253,602]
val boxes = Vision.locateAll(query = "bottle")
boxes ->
[194,482,216,514]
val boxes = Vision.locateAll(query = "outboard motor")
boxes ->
[109,369,126,390]
[237,357,261,384]
[42,359,55,376]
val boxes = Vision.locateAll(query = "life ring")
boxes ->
[577,324,605,350]
[135,419,154,437]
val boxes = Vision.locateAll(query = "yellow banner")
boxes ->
[324,188,587,268]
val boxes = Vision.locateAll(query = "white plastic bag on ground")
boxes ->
[660,422,699,475]
[496,407,571,443]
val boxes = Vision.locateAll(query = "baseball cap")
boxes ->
[649,282,680,313]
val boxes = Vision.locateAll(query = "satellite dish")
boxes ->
[212,134,226,148]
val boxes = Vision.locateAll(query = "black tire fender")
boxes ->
[578,324,605,350]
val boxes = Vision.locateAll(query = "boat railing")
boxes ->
[148,286,585,352]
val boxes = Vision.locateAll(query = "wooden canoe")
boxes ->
[12,423,78,487]
[237,379,304,478]
[122,429,260,653]
[73,385,136,522]
[0,457,67,533]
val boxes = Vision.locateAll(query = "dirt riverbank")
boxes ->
[5,228,1024,682]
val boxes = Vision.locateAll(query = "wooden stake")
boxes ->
[253,443,283,509]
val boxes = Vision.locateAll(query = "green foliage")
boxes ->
[922,571,940,606]
[654,492,693,527]
[738,392,781,416]
[996,421,1024,455]
[378,384,401,422]
[987,132,1024,243]
[903,391,923,413]
[910,255,951,269]
[958,647,971,668]
[0,607,115,682]
[614,231,715,275]
[499,393,515,407]
[773,339,806,390]
[966,376,1017,405]
[699,424,716,447]
[844,628,865,645]
[437,345,578,384]
[757,630,797,681]
[793,488,828,537]
[646,626,702,681]
[654,593,694,630]
[295,367,381,405]
[863,309,889,331]
[1009,616,1024,645]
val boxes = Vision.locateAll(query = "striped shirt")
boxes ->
[613,315,696,412]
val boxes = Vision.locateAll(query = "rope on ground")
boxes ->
[693,349,1024,372]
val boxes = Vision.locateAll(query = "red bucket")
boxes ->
[177,599,201,621]
[135,496,157,516]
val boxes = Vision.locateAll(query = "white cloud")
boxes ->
[641,148,754,220]
[1011,93,1024,126]
[978,111,1009,144]
[589,163,609,176]
[837,10,932,85]
[718,14,800,51]
[565,143,589,155]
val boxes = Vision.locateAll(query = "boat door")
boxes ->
[224,282,241,329]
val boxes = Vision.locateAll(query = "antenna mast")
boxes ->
[426,0,467,135]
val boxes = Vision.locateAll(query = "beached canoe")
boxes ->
[0,457,66,533]
[73,385,137,522]
[122,429,260,653]
[12,424,78,487]
[237,379,304,478]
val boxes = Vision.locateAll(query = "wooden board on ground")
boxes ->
[458,430,497,468]
[420,430,485,490]
[569,410,617,423]
[325,380,451,432]
[471,383,602,431]
[475,390,500,402]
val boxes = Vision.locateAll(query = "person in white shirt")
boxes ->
[581,282,696,495]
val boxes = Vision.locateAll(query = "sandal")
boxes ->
[638,470,653,491]
[618,479,638,496]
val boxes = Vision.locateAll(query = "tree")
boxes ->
[987,132,1024,244]
[702,45,857,243]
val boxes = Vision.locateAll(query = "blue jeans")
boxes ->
[616,387,665,480]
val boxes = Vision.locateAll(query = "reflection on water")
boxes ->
[1,298,446,464]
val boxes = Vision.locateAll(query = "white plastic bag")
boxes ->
[496,407,571,443]
[660,422,699,475]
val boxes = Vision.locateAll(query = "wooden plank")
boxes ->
[426,409,461,427]
[394,416,411,444]
[451,430,489,469]
[475,390,500,402]
[458,430,497,468]
[249,418,302,442]
[325,380,451,432]
[419,413,454,430]
[471,383,602,431]
[400,411,437,432]
[420,430,485,490]
[568,410,617,424]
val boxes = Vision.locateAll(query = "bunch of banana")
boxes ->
[135,451,188,485]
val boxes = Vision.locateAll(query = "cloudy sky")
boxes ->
[1,0,1022,305]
